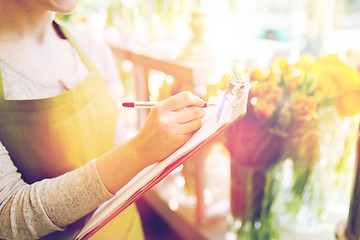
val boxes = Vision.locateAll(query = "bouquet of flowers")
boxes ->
[223,53,360,181]
[210,53,360,238]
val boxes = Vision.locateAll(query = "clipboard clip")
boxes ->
[216,72,257,123]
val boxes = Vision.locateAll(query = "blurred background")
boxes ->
[58,1,360,240]
[59,0,360,56]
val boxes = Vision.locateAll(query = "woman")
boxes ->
[0,0,206,239]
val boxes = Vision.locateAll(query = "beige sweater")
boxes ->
[0,26,126,239]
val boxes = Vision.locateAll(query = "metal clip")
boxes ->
[216,72,257,123]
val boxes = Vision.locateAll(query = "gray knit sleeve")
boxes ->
[0,142,114,240]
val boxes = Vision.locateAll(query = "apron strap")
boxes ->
[53,20,97,73]
[0,21,98,101]
[0,67,4,100]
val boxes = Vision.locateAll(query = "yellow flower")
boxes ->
[334,90,360,117]
[218,53,360,125]
[317,54,343,65]
[312,54,360,93]
[270,58,290,75]
[295,54,317,72]
[334,66,360,91]
[250,67,270,82]
[315,73,340,99]
[290,92,317,122]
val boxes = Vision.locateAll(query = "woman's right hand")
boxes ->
[130,91,206,168]
[96,91,206,194]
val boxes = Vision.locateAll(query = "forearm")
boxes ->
[39,160,113,226]
[0,160,113,240]
[95,138,146,195]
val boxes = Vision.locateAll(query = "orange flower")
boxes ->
[220,53,360,126]
[251,81,284,121]
[267,73,280,84]
[283,71,303,93]
[251,81,283,104]
[334,90,360,117]
[253,99,277,121]
[290,92,317,122]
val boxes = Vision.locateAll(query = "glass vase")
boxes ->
[224,104,286,240]
[226,163,281,240]
[277,107,360,233]
[325,113,360,209]
[276,158,326,233]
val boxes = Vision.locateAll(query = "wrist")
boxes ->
[95,139,145,194]
[127,135,148,170]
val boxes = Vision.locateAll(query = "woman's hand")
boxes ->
[96,91,206,194]
[130,91,206,167]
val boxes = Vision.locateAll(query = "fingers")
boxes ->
[133,92,206,165]
[174,106,205,124]
[149,106,204,134]
[159,91,205,111]
[152,91,206,135]
[176,118,203,135]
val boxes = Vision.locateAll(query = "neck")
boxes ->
[0,1,56,43]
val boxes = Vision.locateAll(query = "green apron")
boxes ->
[0,22,144,239]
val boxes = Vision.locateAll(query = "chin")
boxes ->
[44,0,80,14]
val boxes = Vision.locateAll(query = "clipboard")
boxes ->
[75,83,249,240]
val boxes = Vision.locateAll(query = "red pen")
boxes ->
[122,101,216,108]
